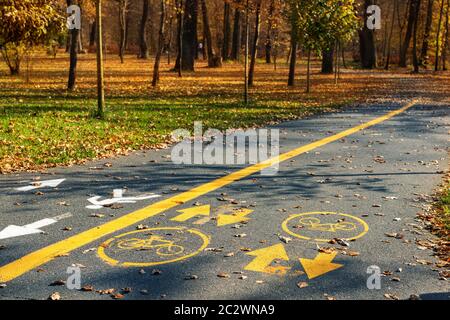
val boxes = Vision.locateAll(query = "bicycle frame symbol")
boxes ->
[298,217,357,232]
[116,235,185,257]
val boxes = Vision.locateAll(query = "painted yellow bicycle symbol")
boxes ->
[116,235,185,257]
[281,212,369,242]
[298,217,357,233]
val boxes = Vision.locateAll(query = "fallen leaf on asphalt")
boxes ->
[121,287,132,294]
[217,272,230,278]
[82,248,96,254]
[49,280,66,286]
[0,284,7,288]
[136,224,149,230]
[297,282,309,289]
[111,293,124,299]
[240,247,252,252]
[416,259,432,265]
[234,233,247,238]
[48,292,61,301]
[81,285,94,292]
[185,275,199,280]
[90,213,105,218]
[224,252,235,257]
[62,227,72,231]
[385,233,404,239]
[384,293,399,300]
[391,277,401,282]
[279,235,292,244]
[238,275,248,280]
[317,246,336,254]
[97,288,115,295]
[139,269,146,274]
[152,269,162,275]
[255,280,264,284]
[343,250,360,257]
[140,290,149,295]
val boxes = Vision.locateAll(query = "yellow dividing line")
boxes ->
[0,101,416,283]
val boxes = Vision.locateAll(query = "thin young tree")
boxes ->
[222,1,232,61]
[442,0,450,70]
[152,0,166,87]
[117,0,128,63]
[67,0,79,91]
[96,0,105,118]
[248,0,261,86]
[435,0,446,70]
[412,0,421,73]
[420,0,435,65]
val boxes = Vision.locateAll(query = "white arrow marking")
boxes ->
[0,213,72,240]
[15,179,66,192]
[86,189,161,210]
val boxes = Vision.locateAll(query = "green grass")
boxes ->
[0,93,347,171]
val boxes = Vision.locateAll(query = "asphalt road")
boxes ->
[0,102,448,300]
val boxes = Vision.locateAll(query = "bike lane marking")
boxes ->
[0,101,415,283]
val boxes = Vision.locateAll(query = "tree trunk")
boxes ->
[306,49,311,93]
[152,0,166,87]
[443,0,450,70]
[138,0,150,59]
[175,0,198,71]
[420,0,434,65]
[435,0,446,70]
[201,0,220,67]
[265,0,275,64]
[385,0,397,69]
[248,1,261,86]
[359,0,376,69]
[230,9,242,61]
[412,0,421,73]
[89,20,97,51]
[321,47,334,74]
[244,3,249,104]
[67,0,79,91]
[96,0,105,118]
[287,30,297,86]
[118,0,127,63]
[175,0,183,76]
[400,0,419,67]
[222,1,231,61]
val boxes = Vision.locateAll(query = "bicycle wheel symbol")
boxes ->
[98,227,209,267]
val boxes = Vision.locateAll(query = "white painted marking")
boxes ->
[86,189,161,210]
[0,213,72,240]
[15,179,66,192]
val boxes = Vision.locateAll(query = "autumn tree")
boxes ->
[0,0,64,75]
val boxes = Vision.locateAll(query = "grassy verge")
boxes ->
[0,94,346,172]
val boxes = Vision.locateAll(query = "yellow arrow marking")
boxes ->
[245,244,291,275]
[217,208,253,227]
[299,252,343,279]
[171,205,211,222]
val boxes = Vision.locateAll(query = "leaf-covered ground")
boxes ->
[0,52,449,173]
